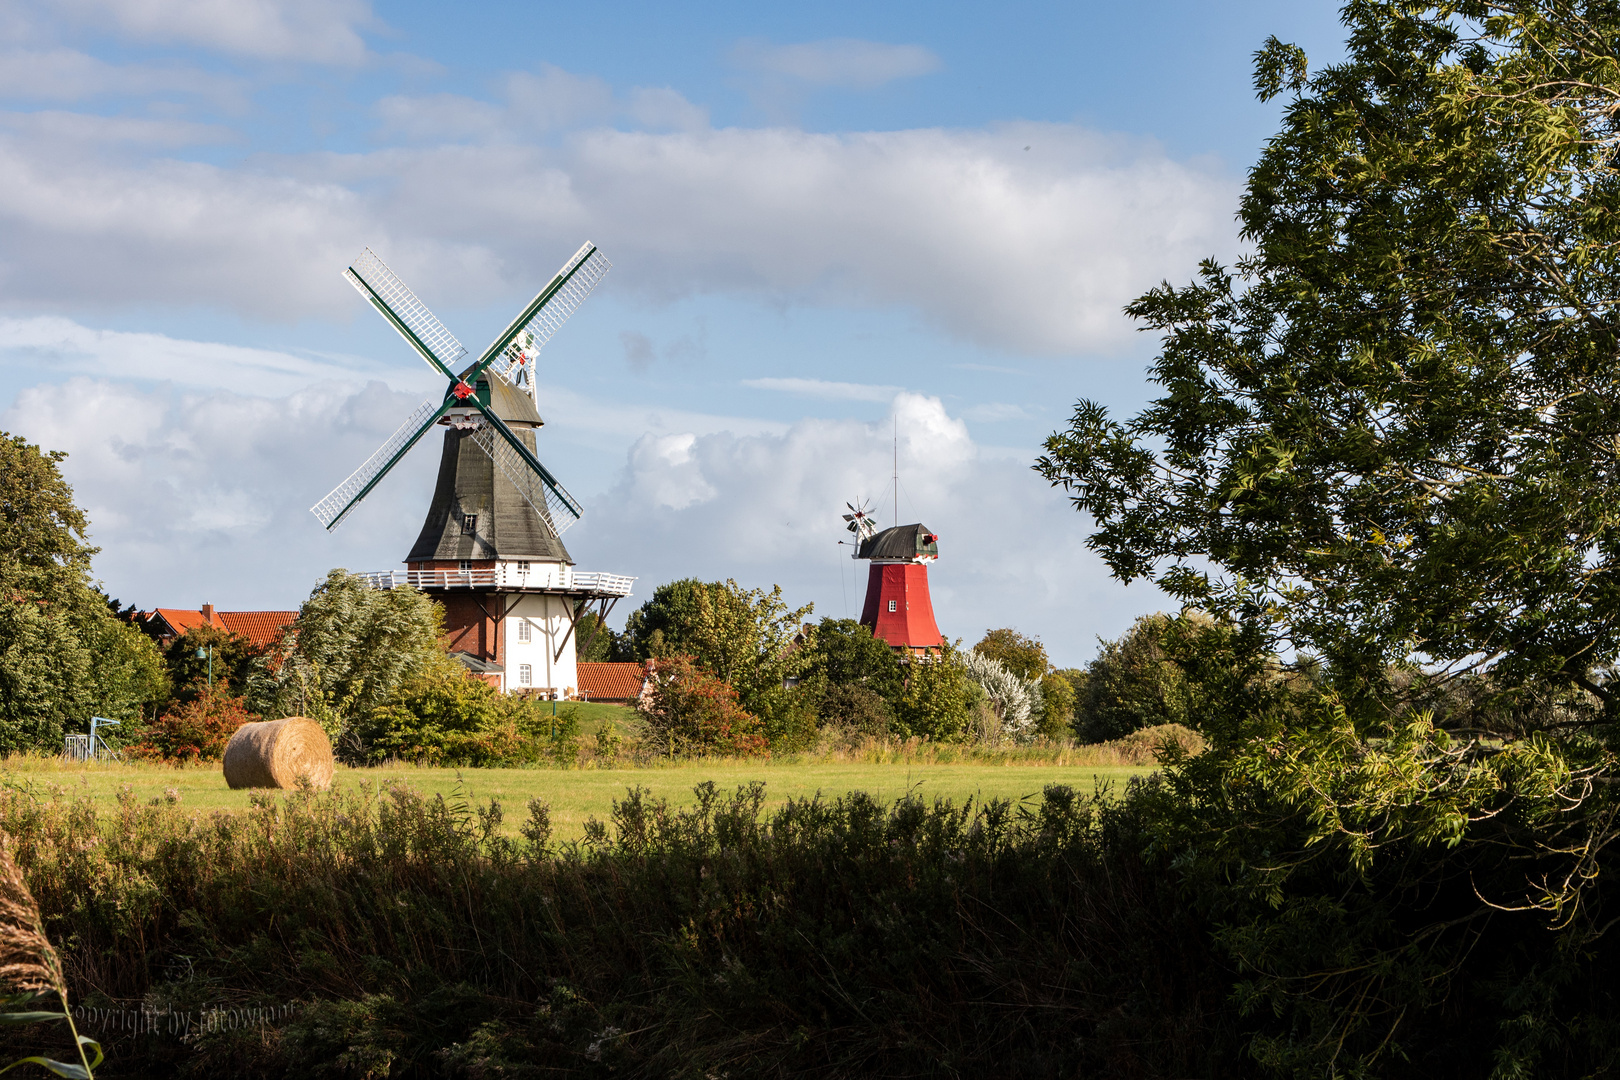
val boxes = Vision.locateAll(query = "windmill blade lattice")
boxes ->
[311,399,444,529]
[344,250,468,377]
[484,243,612,391]
[466,424,584,534]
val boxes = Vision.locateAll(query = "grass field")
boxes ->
[0,756,1148,840]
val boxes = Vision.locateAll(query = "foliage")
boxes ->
[0,779,1231,1078]
[1036,1,1620,724]
[161,625,265,703]
[815,682,893,735]
[624,578,814,748]
[345,657,578,767]
[974,628,1049,682]
[892,645,973,741]
[126,683,257,763]
[620,579,707,660]
[1036,670,1076,740]
[961,648,1043,741]
[573,611,622,662]
[0,434,166,753]
[804,618,904,697]
[254,570,444,733]
[635,654,767,757]
[1076,613,1201,743]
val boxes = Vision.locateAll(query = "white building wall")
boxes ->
[503,592,578,698]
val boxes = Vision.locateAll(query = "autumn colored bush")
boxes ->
[125,683,256,763]
[635,654,767,756]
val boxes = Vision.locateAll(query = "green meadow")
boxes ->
[0,755,1146,841]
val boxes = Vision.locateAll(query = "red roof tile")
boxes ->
[577,662,647,702]
[218,611,298,648]
[144,608,296,649]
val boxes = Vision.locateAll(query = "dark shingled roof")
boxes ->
[857,523,939,561]
[407,377,574,564]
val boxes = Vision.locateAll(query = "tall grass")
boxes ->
[0,773,1230,1078]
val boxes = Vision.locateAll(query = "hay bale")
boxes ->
[222,717,334,790]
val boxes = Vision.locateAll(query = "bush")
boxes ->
[635,655,767,757]
[345,661,579,767]
[1076,613,1200,743]
[816,683,893,735]
[126,684,257,762]
[892,645,973,741]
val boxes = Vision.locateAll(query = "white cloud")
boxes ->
[733,38,942,89]
[577,392,1165,664]
[50,0,376,64]
[0,109,232,147]
[0,48,243,103]
[743,377,901,402]
[0,315,403,396]
[0,112,1235,352]
[0,376,441,610]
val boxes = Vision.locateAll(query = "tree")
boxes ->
[1035,671,1076,740]
[1037,3,1620,727]
[635,654,767,757]
[127,684,257,763]
[163,626,265,701]
[255,570,445,733]
[892,646,973,741]
[1036,7,1620,1071]
[623,578,814,747]
[961,648,1043,741]
[0,434,165,752]
[621,579,707,660]
[1075,614,1199,743]
[574,611,622,662]
[974,629,1049,682]
[804,618,905,700]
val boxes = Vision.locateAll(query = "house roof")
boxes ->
[218,611,297,648]
[146,608,225,636]
[141,608,296,649]
[578,662,647,701]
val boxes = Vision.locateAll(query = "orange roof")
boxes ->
[218,611,297,648]
[143,608,296,649]
[577,662,648,702]
[149,608,225,636]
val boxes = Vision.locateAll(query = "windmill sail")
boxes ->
[345,249,468,378]
[311,399,445,530]
[466,421,584,535]
[482,243,612,391]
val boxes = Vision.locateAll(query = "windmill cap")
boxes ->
[857,523,939,561]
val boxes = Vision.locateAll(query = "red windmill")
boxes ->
[844,499,944,654]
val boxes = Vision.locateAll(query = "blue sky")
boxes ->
[0,0,1346,665]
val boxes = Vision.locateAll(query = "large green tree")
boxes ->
[1036,5,1620,1072]
[0,435,164,751]
[254,569,445,734]
[1039,1,1620,726]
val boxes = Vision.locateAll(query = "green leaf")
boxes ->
[0,1055,90,1079]
[0,1014,65,1025]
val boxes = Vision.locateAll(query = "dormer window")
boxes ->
[460,513,478,536]
[518,561,530,572]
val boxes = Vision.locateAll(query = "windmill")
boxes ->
[842,498,878,542]
[316,243,635,699]
[310,242,610,533]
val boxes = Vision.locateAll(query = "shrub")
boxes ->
[635,655,767,757]
[892,645,972,741]
[816,683,892,735]
[126,683,256,762]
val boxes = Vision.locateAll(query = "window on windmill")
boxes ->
[888,600,898,613]
[518,561,530,573]
[458,560,472,574]
[461,514,478,536]
[517,620,532,643]
[518,664,532,686]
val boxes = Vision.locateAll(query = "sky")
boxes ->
[0,0,1349,667]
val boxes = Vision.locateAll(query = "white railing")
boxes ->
[357,566,634,596]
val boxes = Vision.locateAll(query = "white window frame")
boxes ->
[517,620,531,643]
[888,600,897,612]
[518,663,532,686]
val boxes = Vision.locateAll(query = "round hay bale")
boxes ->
[222,717,334,790]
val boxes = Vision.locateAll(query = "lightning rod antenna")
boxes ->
[893,416,899,526]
